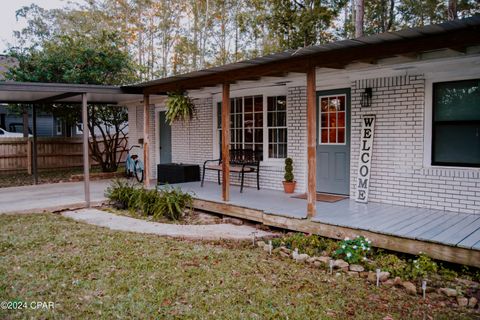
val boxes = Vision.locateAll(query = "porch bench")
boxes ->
[201,149,260,193]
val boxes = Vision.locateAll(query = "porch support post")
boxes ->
[221,82,230,201]
[306,66,317,218]
[81,93,90,207]
[143,94,150,187]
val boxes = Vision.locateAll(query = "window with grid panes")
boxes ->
[267,96,287,158]
[217,95,264,160]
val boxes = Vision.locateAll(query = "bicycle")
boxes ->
[125,145,144,182]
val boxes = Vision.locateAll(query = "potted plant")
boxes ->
[283,157,296,193]
[165,92,195,124]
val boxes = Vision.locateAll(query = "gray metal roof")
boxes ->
[0,81,145,104]
[127,16,480,90]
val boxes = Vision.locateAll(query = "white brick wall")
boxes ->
[350,75,480,214]
[127,104,156,179]
[287,86,307,192]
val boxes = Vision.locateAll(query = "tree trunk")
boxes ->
[22,108,29,137]
[355,0,364,38]
[387,0,395,30]
[448,0,458,21]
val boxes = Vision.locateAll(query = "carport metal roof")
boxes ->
[0,81,146,105]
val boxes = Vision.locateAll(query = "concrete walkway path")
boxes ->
[0,180,111,214]
[62,208,275,241]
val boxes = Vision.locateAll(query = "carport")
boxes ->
[0,81,154,206]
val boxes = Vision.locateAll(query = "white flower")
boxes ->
[341,245,346,249]
[367,248,370,251]
[363,257,367,261]
[346,252,352,258]
[352,245,357,249]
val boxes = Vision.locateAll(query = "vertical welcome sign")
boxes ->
[356,115,376,203]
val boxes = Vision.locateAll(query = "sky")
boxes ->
[0,0,70,53]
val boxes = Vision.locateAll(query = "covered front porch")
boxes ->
[163,181,480,268]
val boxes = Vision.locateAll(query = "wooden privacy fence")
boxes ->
[0,137,127,172]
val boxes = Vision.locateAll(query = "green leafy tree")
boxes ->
[6,32,138,172]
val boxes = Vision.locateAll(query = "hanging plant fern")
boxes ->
[165,92,195,124]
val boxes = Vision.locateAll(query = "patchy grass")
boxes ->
[0,214,477,319]
[0,166,118,188]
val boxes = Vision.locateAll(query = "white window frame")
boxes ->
[212,86,287,164]
[423,73,480,169]
[266,95,288,159]
[318,93,347,146]
[55,118,63,136]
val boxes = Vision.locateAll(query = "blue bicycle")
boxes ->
[125,145,144,182]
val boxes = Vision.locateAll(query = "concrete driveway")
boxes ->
[0,180,111,214]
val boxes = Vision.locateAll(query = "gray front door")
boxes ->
[159,111,172,163]
[316,88,351,195]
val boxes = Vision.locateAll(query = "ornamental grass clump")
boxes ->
[105,179,140,209]
[334,236,371,264]
[106,180,193,221]
[157,186,194,221]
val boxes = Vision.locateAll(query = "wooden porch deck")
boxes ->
[161,182,480,267]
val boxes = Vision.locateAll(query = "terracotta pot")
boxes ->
[283,181,296,193]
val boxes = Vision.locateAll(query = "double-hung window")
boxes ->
[267,96,287,158]
[217,94,288,161]
[432,79,480,167]
[217,95,264,160]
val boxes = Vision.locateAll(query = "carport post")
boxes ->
[82,93,90,207]
[32,104,38,185]
[143,94,150,188]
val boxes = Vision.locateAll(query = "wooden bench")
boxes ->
[201,149,261,193]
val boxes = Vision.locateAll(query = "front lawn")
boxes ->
[0,214,476,319]
[0,167,103,188]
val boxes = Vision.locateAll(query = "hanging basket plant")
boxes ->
[165,92,195,124]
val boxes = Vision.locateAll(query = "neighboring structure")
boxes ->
[0,55,117,137]
[0,105,67,137]
[126,17,480,215]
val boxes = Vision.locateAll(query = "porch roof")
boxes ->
[127,16,480,94]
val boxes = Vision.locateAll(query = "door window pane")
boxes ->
[319,94,347,144]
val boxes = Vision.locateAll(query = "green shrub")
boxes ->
[272,233,339,257]
[408,253,438,280]
[105,179,139,209]
[157,186,193,220]
[438,266,458,281]
[284,158,294,182]
[333,236,371,264]
[372,253,409,277]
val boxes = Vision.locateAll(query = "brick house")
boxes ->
[127,17,480,216]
